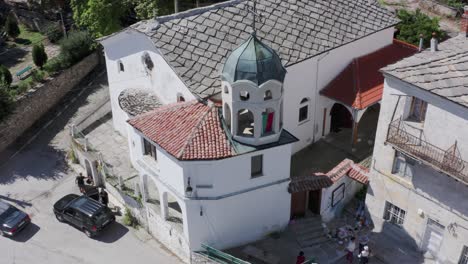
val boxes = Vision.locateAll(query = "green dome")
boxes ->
[222,34,286,86]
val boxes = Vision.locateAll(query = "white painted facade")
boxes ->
[283,27,394,153]
[320,176,363,222]
[366,75,468,264]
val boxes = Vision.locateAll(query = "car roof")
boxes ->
[70,196,104,217]
[0,200,11,214]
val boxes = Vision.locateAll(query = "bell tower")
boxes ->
[221,34,286,146]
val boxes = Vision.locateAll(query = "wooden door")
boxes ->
[291,191,307,219]
[308,190,321,215]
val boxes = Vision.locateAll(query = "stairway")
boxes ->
[291,216,330,248]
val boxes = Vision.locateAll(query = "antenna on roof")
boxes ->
[246,0,264,35]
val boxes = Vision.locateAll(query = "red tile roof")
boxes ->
[288,174,334,193]
[127,100,234,161]
[321,40,418,110]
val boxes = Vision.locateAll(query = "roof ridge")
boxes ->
[177,104,214,158]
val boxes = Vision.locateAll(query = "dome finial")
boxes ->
[247,0,263,35]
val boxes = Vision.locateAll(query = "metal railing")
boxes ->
[386,119,468,184]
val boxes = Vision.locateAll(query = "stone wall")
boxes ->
[0,52,99,153]
[420,0,459,18]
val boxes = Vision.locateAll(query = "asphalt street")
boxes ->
[0,69,181,264]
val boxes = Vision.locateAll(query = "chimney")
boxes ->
[462,6,468,37]
[430,32,438,52]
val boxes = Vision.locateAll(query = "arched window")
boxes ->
[118,60,124,72]
[224,104,231,130]
[299,98,310,123]
[177,94,185,102]
[264,90,272,100]
[224,85,229,94]
[142,52,154,71]
[240,91,250,101]
[262,108,275,135]
[237,109,254,136]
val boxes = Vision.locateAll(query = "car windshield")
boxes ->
[93,209,111,225]
[0,207,19,222]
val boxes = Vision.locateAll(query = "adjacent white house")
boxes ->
[366,9,468,264]
[97,0,415,261]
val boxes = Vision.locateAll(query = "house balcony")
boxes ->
[386,119,468,184]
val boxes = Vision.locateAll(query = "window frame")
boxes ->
[331,183,345,207]
[118,61,124,72]
[408,97,427,122]
[143,138,157,161]
[383,201,406,226]
[392,151,415,178]
[251,155,263,178]
[298,98,310,124]
[458,245,468,264]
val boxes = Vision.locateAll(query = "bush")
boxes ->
[5,14,20,39]
[122,207,139,228]
[17,77,34,93]
[44,55,66,74]
[396,9,448,47]
[68,149,79,164]
[31,69,46,83]
[0,88,13,122]
[60,30,95,66]
[43,23,63,43]
[32,43,48,69]
[0,65,12,88]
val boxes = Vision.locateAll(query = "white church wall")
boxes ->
[182,143,292,198]
[102,30,195,135]
[184,181,291,251]
[320,177,363,222]
[283,27,394,153]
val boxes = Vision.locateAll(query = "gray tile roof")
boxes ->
[132,0,399,99]
[383,36,468,108]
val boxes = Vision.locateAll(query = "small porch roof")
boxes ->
[320,39,418,110]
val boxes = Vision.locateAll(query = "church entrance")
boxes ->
[330,103,353,133]
[308,190,321,215]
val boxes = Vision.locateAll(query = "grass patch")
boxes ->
[15,25,44,46]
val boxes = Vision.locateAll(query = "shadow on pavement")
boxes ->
[0,195,33,208]
[95,222,129,243]
[11,222,40,243]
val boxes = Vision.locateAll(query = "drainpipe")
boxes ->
[312,52,330,143]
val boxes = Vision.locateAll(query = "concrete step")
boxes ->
[298,235,331,248]
[298,229,327,241]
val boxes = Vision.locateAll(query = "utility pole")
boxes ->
[196,0,200,8]
[174,0,179,13]
[59,10,67,38]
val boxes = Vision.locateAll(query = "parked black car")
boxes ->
[53,194,115,237]
[0,200,31,237]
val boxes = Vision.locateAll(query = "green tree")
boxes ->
[0,65,12,89]
[0,88,13,122]
[32,44,48,69]
[70,0,128,37]
[60,30,95,65]
[132,0,173,19]
[5,14,20,39]
[396,9,447,47]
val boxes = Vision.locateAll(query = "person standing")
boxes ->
[296,251,305,264]
[358,246,370,264]
[99,188,109,207]
[346,237,356,264]
[75,173,85,193]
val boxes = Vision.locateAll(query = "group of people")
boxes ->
[346,237,370,264]
[295,239,370,264]
[75,173,109,207]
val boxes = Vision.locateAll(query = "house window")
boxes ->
[458,246,468,264]
[264,90,272,100]
[251,155,263,177]
[143,138,157,161]
[408,97,427,122]
[177,94,185,102]
[332,183,345,207]
[383,201,406,226]
[392,151,415,178]
[142,52,154,71]
[118,61,124,72]
[299,98,309,123]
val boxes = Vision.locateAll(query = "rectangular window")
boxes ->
[392,151,415,178]
[143,138,157,161]
[383,201,406,226]
[408,97,427,122]
[459,246,468,264]
[251,155,263,177]
[332,183,345,207]
[299,105,309,123]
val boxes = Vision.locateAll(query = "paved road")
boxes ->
[0,69,181,264]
